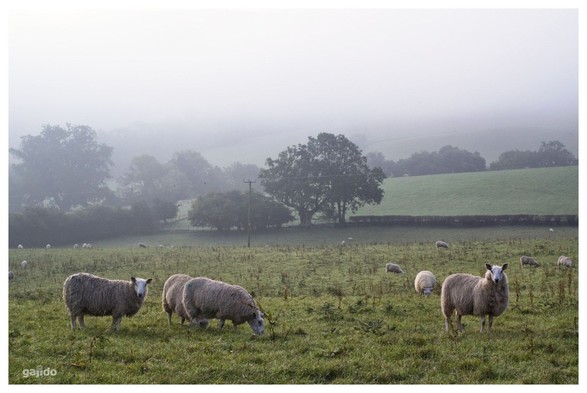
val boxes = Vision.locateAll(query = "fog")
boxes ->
[9,8,578,172]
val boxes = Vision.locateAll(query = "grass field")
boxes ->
[355,166,578,216]
[8,229,578,384]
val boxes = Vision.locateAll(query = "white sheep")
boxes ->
[9,271,14,280]
[82,243,88,248]
[385,262,404,274]
[138,242,147,249]
[436,240,449,249]
[73,244,79,249]
[182,277,265,334]
[162,274,209,327]
[441,263,509,333]
[21,260,28,269]
[17,244,23,249]
[45,244,51,249]
[520,255,540,267]
[558,256,573,268]
[63,273,152,332]
[414,270,436,296]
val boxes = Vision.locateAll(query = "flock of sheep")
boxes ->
[62,272,265,334]
[11,239,575,335]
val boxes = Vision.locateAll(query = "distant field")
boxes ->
[354,166,578,216]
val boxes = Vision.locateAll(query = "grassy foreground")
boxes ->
[8,231,578,384]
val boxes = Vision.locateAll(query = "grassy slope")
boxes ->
[354,166,578,216]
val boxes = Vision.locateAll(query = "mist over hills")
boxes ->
[99,120,578,179]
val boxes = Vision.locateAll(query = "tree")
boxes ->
[152,198,179,222]
[489,140,577,170]
[259,133,386,225]
[9,124,113,210]
[188,190,293,231]
[537,141,577,167]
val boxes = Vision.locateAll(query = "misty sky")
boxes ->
[8,7,578,168]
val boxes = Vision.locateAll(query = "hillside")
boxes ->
[353,166,578,217]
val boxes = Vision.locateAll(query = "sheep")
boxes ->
[9,271,14,280]
[441,263,509,333]
[82,243,88,248]
[520,255,540,267]
[63,273,152,332]
[436,240,449,249]
[21,260,28,269]
[17,244,23,249]
[558,256,573,268]
[46,244,51,249]
[182,277,265,335]
[162,274,208,327]
[414,270,436,296]
[138,242,147,248]
[73,244,79,249]
[385,262,404,274]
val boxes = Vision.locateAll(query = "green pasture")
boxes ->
[355,166,578,216]
[8,230,578,384]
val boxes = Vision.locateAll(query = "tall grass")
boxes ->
[8,232,578,384]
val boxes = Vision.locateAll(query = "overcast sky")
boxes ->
[8,6,579,167]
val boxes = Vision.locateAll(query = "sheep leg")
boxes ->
[166,312,172,325]
[444,317,451,332]
[487,315,494,333]
[456,314,464,332]
[480,315,486,333]
[111,316,122,332]
[70,314,77,330]
[77,315,85,329]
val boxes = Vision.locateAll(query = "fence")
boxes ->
[348,214,578,227]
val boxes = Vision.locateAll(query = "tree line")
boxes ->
[8,123,577,245]
[367,141,577,178]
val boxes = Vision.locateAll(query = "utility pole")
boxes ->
[243,179,256,247]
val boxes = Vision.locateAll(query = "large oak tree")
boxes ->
[260,133,386,225]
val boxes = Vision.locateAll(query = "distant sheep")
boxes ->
[162,274,208,327]
[558,256,573,268]
[138,242,147,249]
[414,270,436,296]
[385,262,404,274]
[46,244,51,249]
[63,273,152,332]
[9,271,14,280]
[182,277,265,334]
[436,241,449,249]
[17,244,23,249]
[441,263,509,333]
[21,260,28,269]
[520,255,540,268]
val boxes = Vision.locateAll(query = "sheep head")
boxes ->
[485,263,508,284]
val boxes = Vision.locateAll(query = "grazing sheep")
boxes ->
[46,244,51,249]
[63,273,152,332]
[558,256,573,268]
[436,241,449,249]
[182,277,265,335]
[21,260,28,269]
[73,244,79,249]
[385,262,404,274]
[441,263,509,333]
[138,242,147,249]
[9,271,14,280]
[17,244,23,249]
[414,270,436,296]
[162,274,208,327]
[520,255,540,267]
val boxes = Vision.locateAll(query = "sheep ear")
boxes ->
[502,263,508,271]
[131,277,136,283]
[485,263,492,271]
[146,278,153,284]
